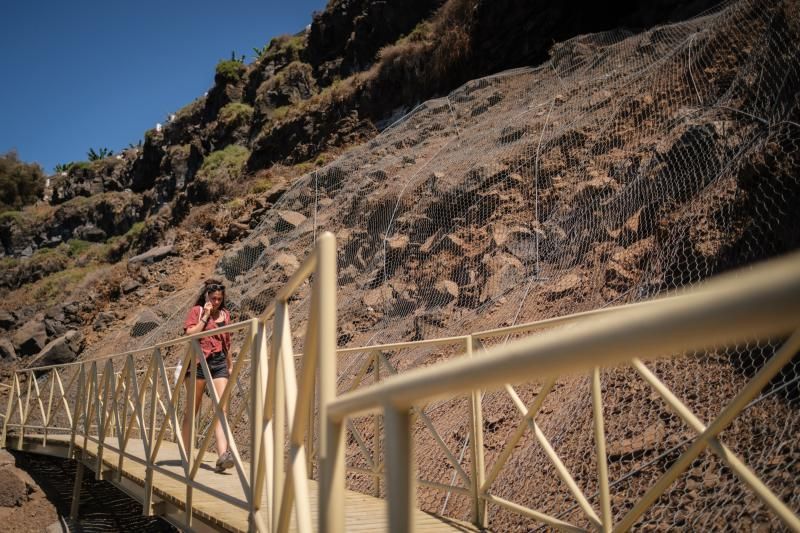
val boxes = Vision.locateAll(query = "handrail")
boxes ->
[20,319,251,373]
[327,251,800,419]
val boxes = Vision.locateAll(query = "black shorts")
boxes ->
[186,351,230,381]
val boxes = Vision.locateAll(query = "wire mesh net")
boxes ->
[54,0,799,528]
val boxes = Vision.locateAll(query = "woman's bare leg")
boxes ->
[211,377,230,456]
[181,378,205,455]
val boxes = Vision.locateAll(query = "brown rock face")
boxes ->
[306,0,445,83]
[12,321,47,356]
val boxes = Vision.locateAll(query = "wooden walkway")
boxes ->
[8,434,477,532]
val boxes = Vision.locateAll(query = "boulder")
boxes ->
[275,210,307,232]
[128,245,175,264]
[263,183,289,204]
[387,234,409,250]
[435,234,466,254]
[607,421,665,460]
[43,318,67,339]
[491,223,510,247]
[482,253,526,301]
[362,285,393,309]
[267,252,300,281]
[225,221,250,242]
[0,310,16,329]
[29,330,84,368]
[545,273,582,298]
[430,280,459,305]
[121,278,141,294]
[93,311,116,331]
[590,89,612,107]
[12,321,47,356]
[0,338,16,360]
[74,224,107,242]
[504,227,542,264]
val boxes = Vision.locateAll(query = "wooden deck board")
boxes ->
[11,434,477,532]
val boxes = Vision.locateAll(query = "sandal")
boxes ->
[215,450,234,472]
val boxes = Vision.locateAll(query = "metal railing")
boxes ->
[0,233,336,533]
[2,236,800,532]
[323,250,800,532]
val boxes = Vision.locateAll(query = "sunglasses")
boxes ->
[206,284,225,291]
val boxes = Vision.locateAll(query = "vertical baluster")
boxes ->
[467,337,487,527]
[385,406,415,533]
[318,233,342,533]
[271,302,286,533]
[592,367,612,532]
[373,350,381,497]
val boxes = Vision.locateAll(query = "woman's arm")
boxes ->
[185,303,213,335]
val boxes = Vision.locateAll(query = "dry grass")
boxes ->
[361,0,473,99]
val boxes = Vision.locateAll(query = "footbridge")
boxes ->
[2,233,800,532]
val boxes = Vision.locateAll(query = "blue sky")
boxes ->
[0,0,328,173]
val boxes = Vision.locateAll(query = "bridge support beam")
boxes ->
[70,460,84,519]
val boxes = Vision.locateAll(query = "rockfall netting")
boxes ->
[87,0,800,529]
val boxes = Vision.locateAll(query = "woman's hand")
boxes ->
[227,358,234,375]
[201,301,213,320]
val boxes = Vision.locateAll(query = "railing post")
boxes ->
[45,370,56,446]
[385,406,415,533]
[185,342,199,530]
[19,372,32,448]
[592,367,612,532]
[69,363,85,457]
[1,372,17,448]
[317,233,343,533]
[467,337,487,527]
[143,355,159,516]
[70,459,85,519]
[250,320,268,531]
[271,303,287,533]
[373,350,381,497]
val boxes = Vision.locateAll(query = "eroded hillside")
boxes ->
[1,0,799,530]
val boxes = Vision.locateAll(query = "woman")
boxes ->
[182,279,235,473]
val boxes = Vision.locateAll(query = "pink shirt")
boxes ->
[184,306,231,358]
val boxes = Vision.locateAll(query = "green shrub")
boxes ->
[124,221,146,240]
[261,34,306,63]
[250,178,273,194]
[0,256,18,270]
[225,198,245,210]
[67,161,92,175]
[0,210,23,223]
[198,145,250,181]
[271,105,291,121]
[196,145,251,199]
[215,59,246,84]
[0,203,52,227]
[0,151,45,211]
[66,239,92,257]
[31,266,94,305]
[219,103,254,125]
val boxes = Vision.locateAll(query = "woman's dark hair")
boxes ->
[193,278,227,309]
